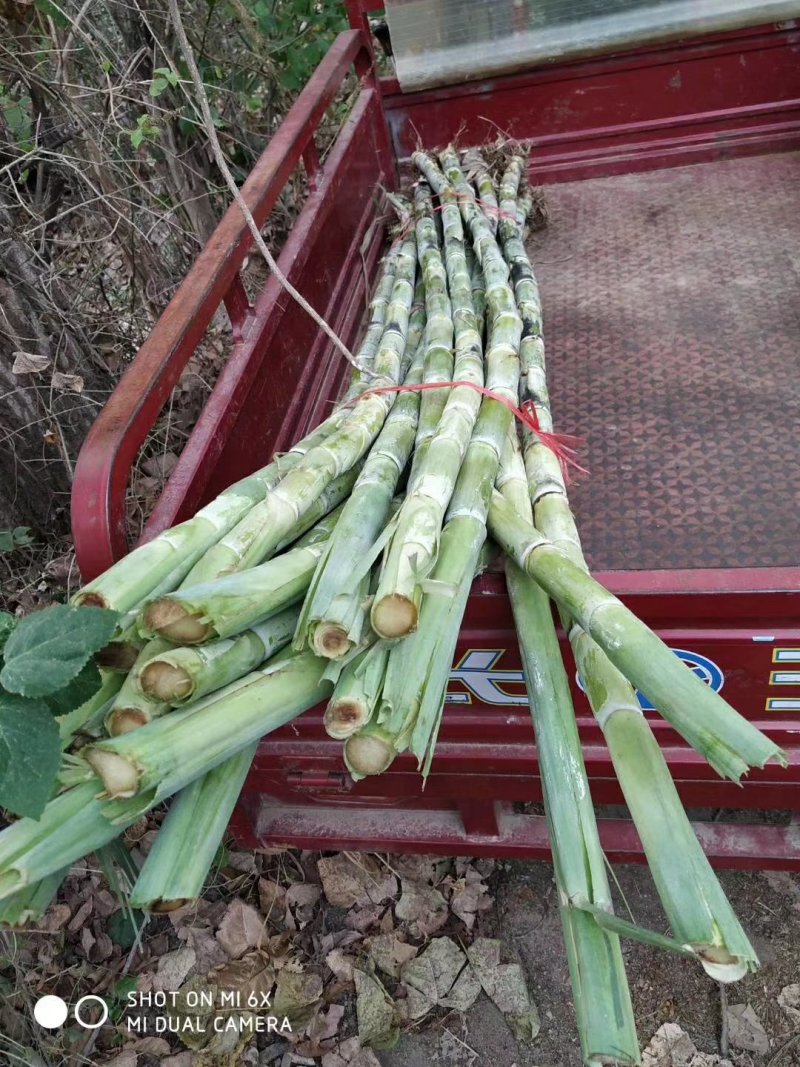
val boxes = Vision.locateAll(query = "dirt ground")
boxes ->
[382,862,800,1067]
[2,836,799,1067]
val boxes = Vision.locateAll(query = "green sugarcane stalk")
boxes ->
[372,170,485,639]
[74,418,339,615]
[129,742,257,911]
[573,632,757,981]
[0,648,328,897]
[295,292,427,659]
[113,491,343,732]
[105,637,174,736]
[326,643,390,740]
[498,428,640,1066]
[466,243,486,338]
[345,534,498,777]
[347,149,521,772]
[141,508,338,644]
[2,248,404,902]
[462,146,499,233]
[500,167,758,978]
[84,648,331,800]
[139,608,299,706]
[0,782,146,899]
[58,670,125,745]
[185,231,418,584]
[125,232,408,877]
[487,490,787,782]
[369,146,522,767]
[74,246,401,615]
[0,866,69,927]
[410,181,455,476]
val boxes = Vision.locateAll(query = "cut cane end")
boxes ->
[140,661,194,703]
[144,599,210,644]
[371,594,418,639]
[344,732,396,777]
[108,708,150,736]
[150,898,191,914]
[312,623,353,660]
[85,748,140,798]
[695,944,751,983]
[75,592,109,609]
[96,642,141,672]
[324,699,368,739]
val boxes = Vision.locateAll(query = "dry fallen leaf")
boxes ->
[51,371,84,393]
[398,937,480,1021]
[395,880,448,938]
[216,899,266,958]
[318,854,397,909]
[259,878,287,921]
[177,925,229,973]
[322,1036,382,1067]
[128,1036,173,1056]
[105,1051,138,1067]
[467,938,540,1041]
[725,1002,770,1055]
[354,967,400,1050]
[449,878,492,930]
[642,1023,734,1067]
[367,931,418,980]
[12,351,50,374]
[296,1002,345,1058]
[778,983,800,1024]
[154,946,197,992]
[326,948,357,985]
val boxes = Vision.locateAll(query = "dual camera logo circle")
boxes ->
[34,994,109,1030]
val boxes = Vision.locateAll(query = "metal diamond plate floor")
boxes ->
[532,152,800,572]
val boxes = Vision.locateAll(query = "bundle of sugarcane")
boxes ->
[0,146,787,1066]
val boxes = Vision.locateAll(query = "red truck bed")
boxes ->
[72,8,800,867]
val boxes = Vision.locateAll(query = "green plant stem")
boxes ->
[372,171,484,638]
[487,490,786,782]
[130,742,257,910]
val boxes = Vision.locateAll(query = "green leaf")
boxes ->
[149,77,168,97]
[44,661,103,716]
[154,66,179,87]
[0,527,34,553]
[0,694,61,819]
[34,0,70,28]
[0,613,16,653]
[130,128,144,149]
[0,605,119,698]
[108,907,145,949]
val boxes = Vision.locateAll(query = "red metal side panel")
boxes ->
[380,24,800,180]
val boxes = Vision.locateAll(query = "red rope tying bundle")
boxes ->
[352,380,588,483]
